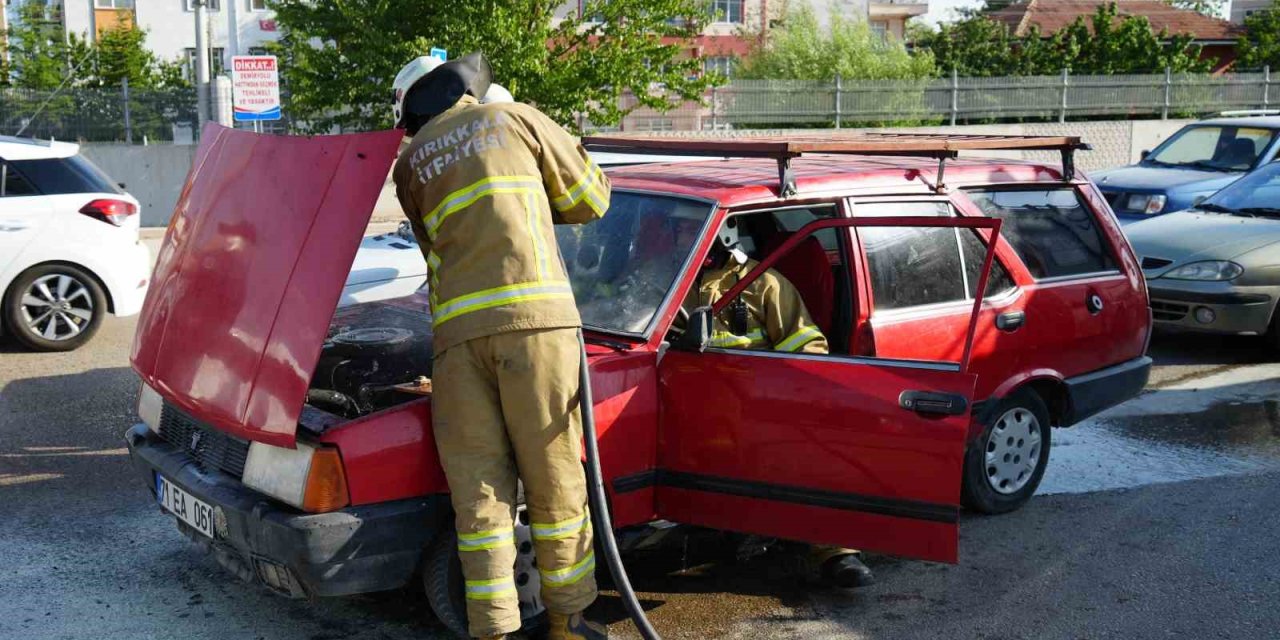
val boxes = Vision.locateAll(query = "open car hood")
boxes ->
[131,124,403,448]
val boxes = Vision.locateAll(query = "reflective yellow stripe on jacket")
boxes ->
[433,281,575,327]
[551,161,608,217]
[423,175,543,241]
[709,329,767,349]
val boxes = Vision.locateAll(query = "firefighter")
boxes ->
[391,52,610,640]
[684,218,876,589]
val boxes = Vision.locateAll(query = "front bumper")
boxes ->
[124,424,448,598]
[1147,282,1278,335]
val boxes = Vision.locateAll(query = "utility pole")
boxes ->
[0,0,9,74]
[194,0,210,129]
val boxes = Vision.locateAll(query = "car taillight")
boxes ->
[79,199,138,226]
[302,447,350,513]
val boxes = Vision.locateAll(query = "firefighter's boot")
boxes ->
[547,611,608,640]
[821,552,875,588]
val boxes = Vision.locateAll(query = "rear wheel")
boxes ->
[961,388,1051,515]
[2,264,106,352]
[424,505,547,639]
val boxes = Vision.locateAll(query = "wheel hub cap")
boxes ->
[18,274,93,342]
[985,407,1042,495]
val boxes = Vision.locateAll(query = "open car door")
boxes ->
[655,216,1003,564]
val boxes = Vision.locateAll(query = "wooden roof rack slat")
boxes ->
[581,132,1092,196]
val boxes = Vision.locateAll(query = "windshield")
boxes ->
[1201,163,1280,215]
[556,192,713,335]
[1147,125,1276,172]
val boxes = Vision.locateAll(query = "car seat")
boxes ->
[761,234,834,336]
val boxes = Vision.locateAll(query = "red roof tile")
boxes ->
[988,0,1242,41]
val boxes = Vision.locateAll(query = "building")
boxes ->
[58,0,280,77]
[1231,0,1271,24]
[987,0,1243,72]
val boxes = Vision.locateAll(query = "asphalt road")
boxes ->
[2,317,1279,640]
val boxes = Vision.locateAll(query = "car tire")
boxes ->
[2,264,106,352]
[961,388,1052,515]
[423,505,547,639]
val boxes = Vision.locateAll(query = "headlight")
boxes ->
[1164,260,1244,281]
[138,383,163,434]
[242,440,349,513]
[1127,194,1168,215]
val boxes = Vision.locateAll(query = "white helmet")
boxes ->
[716,218,748,265]
[392,56,442,128]
[482,83,514,104]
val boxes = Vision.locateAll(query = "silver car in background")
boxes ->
[1126,162,1280,345]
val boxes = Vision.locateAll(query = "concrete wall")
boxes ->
[80,144,198,227]
[98,118,1195,227]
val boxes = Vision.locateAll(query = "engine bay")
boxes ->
[306,290,434,421]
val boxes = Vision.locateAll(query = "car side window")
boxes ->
[854,200,1015,312]
[0,162,38,197]
[965,188,1116,280]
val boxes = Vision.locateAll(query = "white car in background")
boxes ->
[341,151,707,306]
[0,136,150,351]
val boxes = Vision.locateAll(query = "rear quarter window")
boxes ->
[965,188,1116,280]
[8,156,123,196]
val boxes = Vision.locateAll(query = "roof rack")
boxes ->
[581,132,1091,196]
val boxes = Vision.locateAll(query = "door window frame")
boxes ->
[848,195,1020,318]
[698,200,855,353]
[0,159,41,198]
[698,215,1005,374]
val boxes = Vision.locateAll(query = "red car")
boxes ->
[125,128,1150,634]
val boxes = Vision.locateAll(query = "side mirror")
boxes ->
[1140,150,1151,161]
[674,306,713,352]
[1192,194,1208,206]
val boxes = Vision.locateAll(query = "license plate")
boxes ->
[156,474,215,539]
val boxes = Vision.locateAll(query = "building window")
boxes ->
[709,0,743,24]
[870,20,888,43]
[185,47,227,77]
[95,0,135,8]
[248,47,268,56]
[633,118,675,132]
[184,0,222,11]
[248,0,268,10]
[704,56,735,80]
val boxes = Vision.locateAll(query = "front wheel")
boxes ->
[3,264,106,352]
[423,505,547,639]
[961,389,1052,515]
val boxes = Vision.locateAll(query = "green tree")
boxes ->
[916,2,1214,76]
[268,0,715,133]
[88,23,188,89]
[1238,4,1280,70]
[736,4,935,80]
[4,0,88,89]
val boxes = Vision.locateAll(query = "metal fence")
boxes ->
[7,68,1278,142]
[612,68,1280,132]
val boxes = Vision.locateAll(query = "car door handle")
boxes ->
[995,310,1025,332]
[899,390,969,416]
[0,222,29,232]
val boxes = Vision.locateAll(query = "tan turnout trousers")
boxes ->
[432,328,596,637]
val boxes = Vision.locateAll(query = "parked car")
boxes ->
[123,128,1150,636]
[1093,115,1280,223]
[1126,161,1280,343]
[0,135,150,351]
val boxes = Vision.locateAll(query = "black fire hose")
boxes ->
[577,328,662,640]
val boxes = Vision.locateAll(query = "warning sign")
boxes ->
[231,55,281,122]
